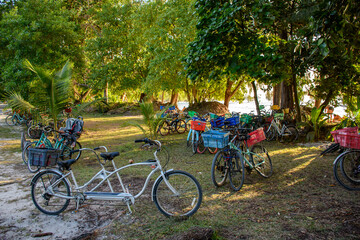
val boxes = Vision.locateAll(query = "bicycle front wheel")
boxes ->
[31,170,71,215]
[211,150,229,187]
[22,141,37,165]
[250,145,273,178]
[60,141,82,160]
[197,134,207,154]
[153,170,202,217]
[339,150,360,190]
[229,151,245,191]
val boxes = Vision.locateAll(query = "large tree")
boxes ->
[0,0,84,98]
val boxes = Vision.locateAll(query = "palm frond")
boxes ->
[7,92,36,113]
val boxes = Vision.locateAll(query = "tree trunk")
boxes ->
[104,81,108,104]
[185,78,191,104]
[280,80,294,109]
[314,99,321,108]
[139,93,147,103]
[224,79,233,108]
[273,83,281,106]
[170,89,179,109]
[224,78,244,108]
[291,70,301,122]
[192,86,198,104]
[252,81,260,115]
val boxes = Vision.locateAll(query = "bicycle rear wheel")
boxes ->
[281,125,298,142]
[229,151,245,191]
[31,170,71,215]
[60,141,82,160]
[153,170,202,217]
[250,145,273,178]
[211,150,229,187]
[176,120,187,134]
[158,121,170,136]
[5,115,16,126]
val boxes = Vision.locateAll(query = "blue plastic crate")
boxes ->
[202,130,230,148]
[225,116,240,126]
[210,117,225,128]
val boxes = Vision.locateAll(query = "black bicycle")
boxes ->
[158,113,187,136]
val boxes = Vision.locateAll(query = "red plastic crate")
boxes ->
[331,127,358,143]
[247,128,266,147]
[191,120,206,131]
[336,132,360,149]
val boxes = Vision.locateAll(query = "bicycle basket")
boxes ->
[28,148,60,167]
[331,127,359,144]
[274,113,284,120]
[202,130,230,148]
[191,120,206,131]
[240,114,252,124]
[210,117,225,128]
[224,116,240,126]
[247,128,266,147]
[334,132,360,149]
[187,111,198,118]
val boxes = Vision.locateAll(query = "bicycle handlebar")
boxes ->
[135,138,161,148]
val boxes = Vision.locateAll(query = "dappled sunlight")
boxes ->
[286,157,316,175]
[291,153,318,161]
[205,189,261,202]
[286,178,305,187]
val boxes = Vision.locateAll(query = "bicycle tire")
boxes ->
[175,120,187,134]
[27,125,40,139]
[60,141,82,160]
[197,134,207,154]
[333,152,360,191]
[228,151,245,191]
[208,147,218,154]
[320,143,340,156]
[281,125,298,142]
[31,170,71,215]
[152,170,202,217]
[339,150,360,190]
[264,124,276,141]
[191,131,198,154]
[250,145,273,178]
[211,150,229,187]
[158,121,170,136]
[5,115,16,126]
[22,141,37,165]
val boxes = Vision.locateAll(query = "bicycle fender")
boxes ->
[333,151,348,165]
[30,169,71,191]
[151,169,174,201]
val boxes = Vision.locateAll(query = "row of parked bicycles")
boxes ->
[2,108,203,218]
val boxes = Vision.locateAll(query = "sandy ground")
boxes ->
[0,105,126,240]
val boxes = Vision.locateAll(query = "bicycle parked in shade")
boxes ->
[30,138,202,217]
[23,127,81,173]
[208,128,273,191]
[158,113,187,136]
[5,111,31,126]
[330,127,360,191]
[264,113,298,142]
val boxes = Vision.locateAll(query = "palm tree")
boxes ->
[8,60,72,129]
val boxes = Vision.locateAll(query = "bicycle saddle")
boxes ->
[57,159,77,170]
[100,152,119,160]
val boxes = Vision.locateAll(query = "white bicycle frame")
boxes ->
[35,143,179,214]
